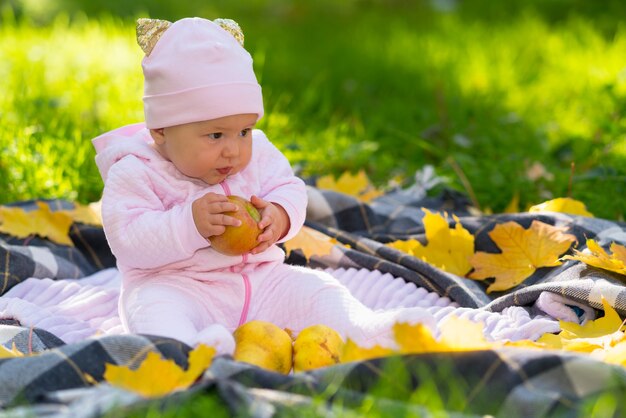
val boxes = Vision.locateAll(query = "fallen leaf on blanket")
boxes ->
[316,170,383,203]
[437,316,494,350]
[394,317,493,353]
[342,317,494,363]
[504,339,552,350]
[0,343,24,358]
[103,344,215,397]
[387,209,474,276]
[562,333,624,354]
[284,226,339,260]
[561,239,626,276]
[561,299,626,364]
[535,297,626,356]
[60,201,102,226]
[601,339,626,366]
[528,197,594,217]
[0,202,74,246]
[559,297,623,339]
[394,322,441,353]
[534,332,564,350]
[340,339,394,363]
[469,220,577,293]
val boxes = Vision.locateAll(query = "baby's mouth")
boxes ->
[217,167,232,175]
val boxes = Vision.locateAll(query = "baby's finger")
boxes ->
[212,214,241,227]
[206,225,226,238]
[251,241,271,254]
[203,192,229,203]
[257,229,274,242]
[209,201,239,214]
[251,195,268,209]
[258,215,273,230]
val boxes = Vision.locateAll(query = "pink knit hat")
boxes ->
[137,17,264,129]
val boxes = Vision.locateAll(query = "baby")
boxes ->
[93,17,434,354]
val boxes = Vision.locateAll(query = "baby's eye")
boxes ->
[239,128,251,137]
[207,132,223,140]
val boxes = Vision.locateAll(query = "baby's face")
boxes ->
[151,113,257,185]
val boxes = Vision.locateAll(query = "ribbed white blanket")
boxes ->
[0,267,561,344]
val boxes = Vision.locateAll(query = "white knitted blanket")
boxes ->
[0,267,560,344]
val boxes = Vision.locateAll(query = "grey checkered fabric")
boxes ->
[302,187,626,314]
[0,190,625,417]
[0,200,116,295]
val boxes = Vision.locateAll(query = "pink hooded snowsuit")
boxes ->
[93,123,435,353]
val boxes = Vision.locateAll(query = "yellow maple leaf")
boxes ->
[386,209,474,276]
[103,344,215,397]
[561,239,626,276]
[602,339,626,366]
[504,339,550,350]
[394,317,493,354]
[342,317,494,363]
[528,197,594,217]
[535,332,564,350]
[61,201,102,226]
[0,202,74,246]
[340,338,394,363]
[560,332,624,353]
[393,322,442,354]
[316,170,383,203]
[469,220,577,293]
[559,297,623,339]
[284,226,339,260]
[0,343,24,358]
[436,316,494,350]
[536,297,625,355]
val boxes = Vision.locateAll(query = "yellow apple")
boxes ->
[233,320,293,374]
[210,195,262,256]
[293,324,344,372]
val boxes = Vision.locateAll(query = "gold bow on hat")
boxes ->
[136,18,171,56]
[136,17,245,56]
[213,18,245,47]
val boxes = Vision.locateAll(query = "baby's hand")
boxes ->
[250,195,290,254]
[192,193,241,239]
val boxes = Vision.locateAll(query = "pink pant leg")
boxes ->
[120,280,236,354]
[121,283,200,344]
[251,265,436,348]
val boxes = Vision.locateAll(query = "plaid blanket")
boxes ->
[1,187,626,417]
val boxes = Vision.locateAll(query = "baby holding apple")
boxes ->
[93,17,435,354]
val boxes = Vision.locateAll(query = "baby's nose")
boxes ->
[222,138,239,157]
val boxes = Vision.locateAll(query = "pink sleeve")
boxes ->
[254,132,307,242]
[101,156,208,269]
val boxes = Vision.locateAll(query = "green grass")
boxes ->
[1,0,625,218]
[106,355,626,417]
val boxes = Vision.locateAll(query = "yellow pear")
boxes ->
[293,324,344,372]
[233,320,293,374]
